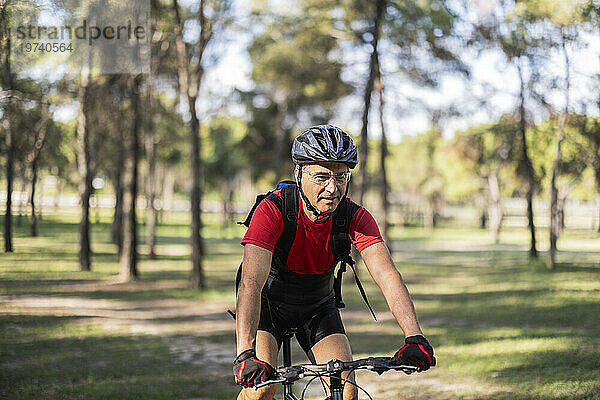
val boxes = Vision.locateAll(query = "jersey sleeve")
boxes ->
[241,197,283,252]
[349,206,384,253]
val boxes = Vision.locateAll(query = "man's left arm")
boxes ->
[360,241,422,336]
[360,241,436,370]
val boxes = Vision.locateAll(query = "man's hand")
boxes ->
[393,335,436,371]
[233,349,275,388]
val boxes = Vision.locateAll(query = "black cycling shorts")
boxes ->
[258,293,346,354]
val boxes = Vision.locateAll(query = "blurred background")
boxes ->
[1,0,599,399]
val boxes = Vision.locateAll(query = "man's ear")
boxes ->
[294,165,301,185]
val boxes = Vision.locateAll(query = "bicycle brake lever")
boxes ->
[253,378,286,390]
[388,365,420,374]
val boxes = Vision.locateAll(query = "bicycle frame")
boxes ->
[280,329,344,400]
[268,330,419,400]
[281,330,300,400]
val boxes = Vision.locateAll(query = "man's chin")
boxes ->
[317,199,339,213]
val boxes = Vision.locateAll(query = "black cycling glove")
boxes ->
[233,349,275,388]
[393,335,436,371]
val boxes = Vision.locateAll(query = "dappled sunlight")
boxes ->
[2,218,599,399]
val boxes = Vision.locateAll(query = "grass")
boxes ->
[1,212,600,399]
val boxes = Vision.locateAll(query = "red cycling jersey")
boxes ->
[241,189,383,274]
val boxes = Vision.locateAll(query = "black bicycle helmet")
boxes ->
[292,125,358,169]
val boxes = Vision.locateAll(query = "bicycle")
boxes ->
[251,330,420,400]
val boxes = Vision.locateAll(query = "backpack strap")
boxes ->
[231,181,297,319]
[237,180,296,228]
[271,184,298,265]
[235,185,297,294]
[331,198,377,321]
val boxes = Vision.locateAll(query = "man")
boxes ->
[233,125,435,400]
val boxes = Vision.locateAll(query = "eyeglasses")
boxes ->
[303,169,351,186]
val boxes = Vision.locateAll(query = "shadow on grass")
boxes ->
[414,290,600,333]
[0,315,237,400]
[1,278,235,302]
[492,348,600,400]
[346,329,600,400]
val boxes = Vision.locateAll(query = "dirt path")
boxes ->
[0,279,237,366]
[0,280,490,399]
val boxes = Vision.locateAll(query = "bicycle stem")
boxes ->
[282,332,296,399]
[329,370,344,400]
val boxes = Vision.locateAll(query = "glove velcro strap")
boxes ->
[405,335,430,346]
[234,349,256,364]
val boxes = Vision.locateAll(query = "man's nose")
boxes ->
[324,177,337,193]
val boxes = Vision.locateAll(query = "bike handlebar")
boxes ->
[254,357,419,390]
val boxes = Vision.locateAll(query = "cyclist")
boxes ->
[233,125,435,400]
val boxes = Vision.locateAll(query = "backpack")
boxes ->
[228,181,376,321]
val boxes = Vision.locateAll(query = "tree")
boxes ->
[236,89,280,184]
[145,57,158,259]
[351,0,385,206]
[142,0,177,260]
[248,0,352,185]
[172,0,230,289]
[420,127,444,230]
[26,91,50,237]
[548,30,571,270]
[471,4,550,259]
[340,0,468,232]
[510,0,590,268]
[75,47,94,271]
[573,116,600,231]
[580,1,600,231]
[389,128,446,229]
[374,51,390,241]
[204,117,246,226]
[1,0,14,252]
[119,74,143,282]
[108,77,127,255]
[453,116,519,242]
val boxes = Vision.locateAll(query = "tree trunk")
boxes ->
[596,193,600,233]
[2,0,14,252]
[28,95,49,237]
[487,172,502,243]
[517,61,537,259]
[548,114,566,270]
[172,0,212,289]
[162,166,174,218]
[558,190,567,231]
[17,168,25,228]
[119,74,142,282]
[593,139,600,233]
[548,35,570,271]
[475,192,488,229]
[358,0,385,205]
[374,51,389,243]
[424,196,437,231]
[37,173,44,221]
[146,54,158,259]
[188,96,205,288]
[111,99,125,254]
[221,181,234,228]
[29,162,38,236]
[112,165,124,254]
[53,180,63,212]
[272,93,289,186]
[76,47,94,271]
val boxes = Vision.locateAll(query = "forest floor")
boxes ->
[1,213,600,399]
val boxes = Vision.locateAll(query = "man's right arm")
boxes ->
[235,243,273,355]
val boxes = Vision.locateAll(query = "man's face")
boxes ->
[295,162,350,217]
